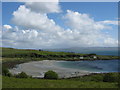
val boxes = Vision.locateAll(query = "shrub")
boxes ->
[44,70,58,79]
[7,72,13,77]
[2,68,12,77]
[2,68,9,76]
[91,75,104,82]
[15,72,28,78]
[103,73,118,82]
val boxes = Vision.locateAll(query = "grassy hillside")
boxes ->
[1,47,118,60]
[2,47,82,56]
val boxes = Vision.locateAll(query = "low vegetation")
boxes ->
[2,68,12,77]
[2,73,119,88]
[15,72,29,78]
[44,70,58,79]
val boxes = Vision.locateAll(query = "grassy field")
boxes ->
[2,76,118,88]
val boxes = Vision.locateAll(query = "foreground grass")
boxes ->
[2,76,118,88]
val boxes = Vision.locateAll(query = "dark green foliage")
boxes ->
[7,72,13,77]
[2,67,12,77]
[66,73,119,83]
[44,70,58,79]
[15,72,28,78]
[90,75,104,82]
[88,53,97,56]
[2,68,9,76]
[103,73,119,82]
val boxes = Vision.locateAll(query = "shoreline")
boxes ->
[9,60,118,79]
[9,60,92,78]
[3,58,118,69]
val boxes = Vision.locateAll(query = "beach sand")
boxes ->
[9,60,91,78]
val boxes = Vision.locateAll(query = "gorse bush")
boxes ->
[44,70,58,79]
[15,72,29,78]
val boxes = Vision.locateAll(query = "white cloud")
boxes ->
[12,5,63,33]
[25,2,61,14]
[98,20,118,25]
[3,24,12,30]
[2,3,118,49]
[104,38,118,47]
[64,10,113,31]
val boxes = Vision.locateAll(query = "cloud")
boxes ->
[12,5,63,33]
[63,10,118,46]
[64,10,114,31]
[104,37,118,47]
[3,24,12,30]
[25,2,61,13]
[2,3,118,49]
[98,20,118,25]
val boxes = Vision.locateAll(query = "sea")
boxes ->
[45,47,119,72]
[44,47,119,56]
[55,60,119,73]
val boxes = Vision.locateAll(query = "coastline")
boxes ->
[2,47,119,78]
[9,60,92,78]
[9,60,118,79]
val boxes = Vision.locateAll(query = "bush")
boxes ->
[15,72,28,78]
[7,72,13,77]
[44,70,58,79]
[2,68,12,77]
[2,68,9,76]
[91,75,104,82]
[103,73,118,82]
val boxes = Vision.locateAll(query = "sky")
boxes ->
[2,2,118,49]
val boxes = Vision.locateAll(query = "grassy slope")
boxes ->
[3,76,118,88]
[1,47,119,60]
[2,47,80,56]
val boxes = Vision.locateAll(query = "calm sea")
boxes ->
[45,47,118,56]
[55,60,119,73]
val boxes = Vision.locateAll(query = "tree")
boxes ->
[44,70,58,79]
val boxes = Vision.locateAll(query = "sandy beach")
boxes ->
[9,60,92,78]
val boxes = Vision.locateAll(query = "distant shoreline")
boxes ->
[2,47,119,70]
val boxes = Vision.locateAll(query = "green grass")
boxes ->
[2,47,81,56]
[2,76,118,88]
[1,47,119,60]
